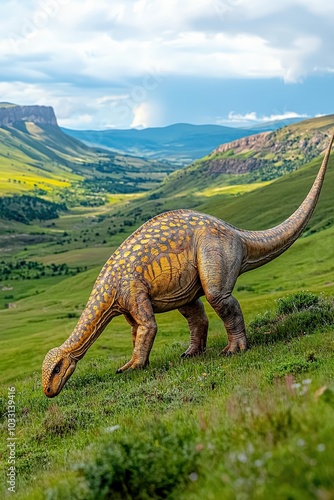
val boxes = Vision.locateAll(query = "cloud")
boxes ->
[129,101,163,129]
[0,0,333,127]
[2,0,333,82]
[217,111,309,126]
[130,103,152,129]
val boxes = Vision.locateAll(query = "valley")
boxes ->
[0,103,175,209]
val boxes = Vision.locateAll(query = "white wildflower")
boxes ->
[105,425,120,433]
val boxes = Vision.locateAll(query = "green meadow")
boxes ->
[1,122,334,498]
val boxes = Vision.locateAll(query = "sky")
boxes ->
[0,0,334,129]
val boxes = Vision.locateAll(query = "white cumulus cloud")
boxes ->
[218,111,309,126]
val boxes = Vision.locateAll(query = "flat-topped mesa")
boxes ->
[0,104,58,127]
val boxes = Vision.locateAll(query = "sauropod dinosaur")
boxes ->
[42,134,334,397]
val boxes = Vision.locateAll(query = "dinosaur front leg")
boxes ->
[124,313,138,348]
[116,296,157,373]
[179,298,209,358]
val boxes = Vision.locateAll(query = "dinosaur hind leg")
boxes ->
[209,293,248,355]
[116,295,157,373]
[179,298,208,358]
[198,241,248,355]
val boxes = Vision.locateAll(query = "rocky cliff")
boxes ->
[213,131,271,155]
[0,103,58,127]
[205,128,330,176]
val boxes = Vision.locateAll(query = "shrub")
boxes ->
[248,291,334,346]
[0,194,66,223]
[266,357,319,382]
[78,424,198,500]
[276,290,322,315]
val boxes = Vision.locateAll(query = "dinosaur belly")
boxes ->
[146,253,202,312]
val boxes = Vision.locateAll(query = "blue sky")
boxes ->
[0,0,334,129]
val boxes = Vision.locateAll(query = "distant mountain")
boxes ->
[62,123,264,164]
[244,117,305,132]
[62,119,310,164]
[155,114,334,197]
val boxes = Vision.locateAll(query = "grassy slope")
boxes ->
[0,122,97,194]
[1,152,334,379]
[1,294,334,499]
[199,155,334,233]
[106,154,334,246]
[1,125,334,497]
[0,122,173,197]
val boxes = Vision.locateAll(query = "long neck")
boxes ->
[61,264,120,360]
[238,133,334,273]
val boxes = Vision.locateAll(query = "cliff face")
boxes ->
[205,128,330,175]
[213,131,271,155]
[0,104,58,127]
[212,129,328,157]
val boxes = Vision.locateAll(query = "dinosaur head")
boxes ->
[42,347,77,398]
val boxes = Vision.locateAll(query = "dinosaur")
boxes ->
[42,133,334,397]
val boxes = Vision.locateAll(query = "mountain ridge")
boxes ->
[62,118,307,164]
[62,122,265,163]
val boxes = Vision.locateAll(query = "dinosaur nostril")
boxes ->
[47,387,51,393]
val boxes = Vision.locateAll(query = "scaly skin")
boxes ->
[42,133,334,397]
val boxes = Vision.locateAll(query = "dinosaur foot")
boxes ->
[116,358,149,374]
[221,339,248,357]
[181,346,206,358]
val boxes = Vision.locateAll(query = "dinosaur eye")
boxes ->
[54,366,60,374]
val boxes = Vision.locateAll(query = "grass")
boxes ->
[196,180,272,197]
[1,311,334,499]
[248,291,334,348]
[198,155,334,232]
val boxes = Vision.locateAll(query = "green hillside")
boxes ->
[0,119,174,201]
[199,155,334,234]
[0,122,81,194]
[156,114,334,198]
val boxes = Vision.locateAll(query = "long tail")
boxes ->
[237,133,334,273]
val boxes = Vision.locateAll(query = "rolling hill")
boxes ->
[62,122,265,164]
[155,114,334,198]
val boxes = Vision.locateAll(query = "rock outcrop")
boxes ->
[204,128,331,175]
[213,131,271,155]
[0,103,58,127]
[206,157,267,175]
